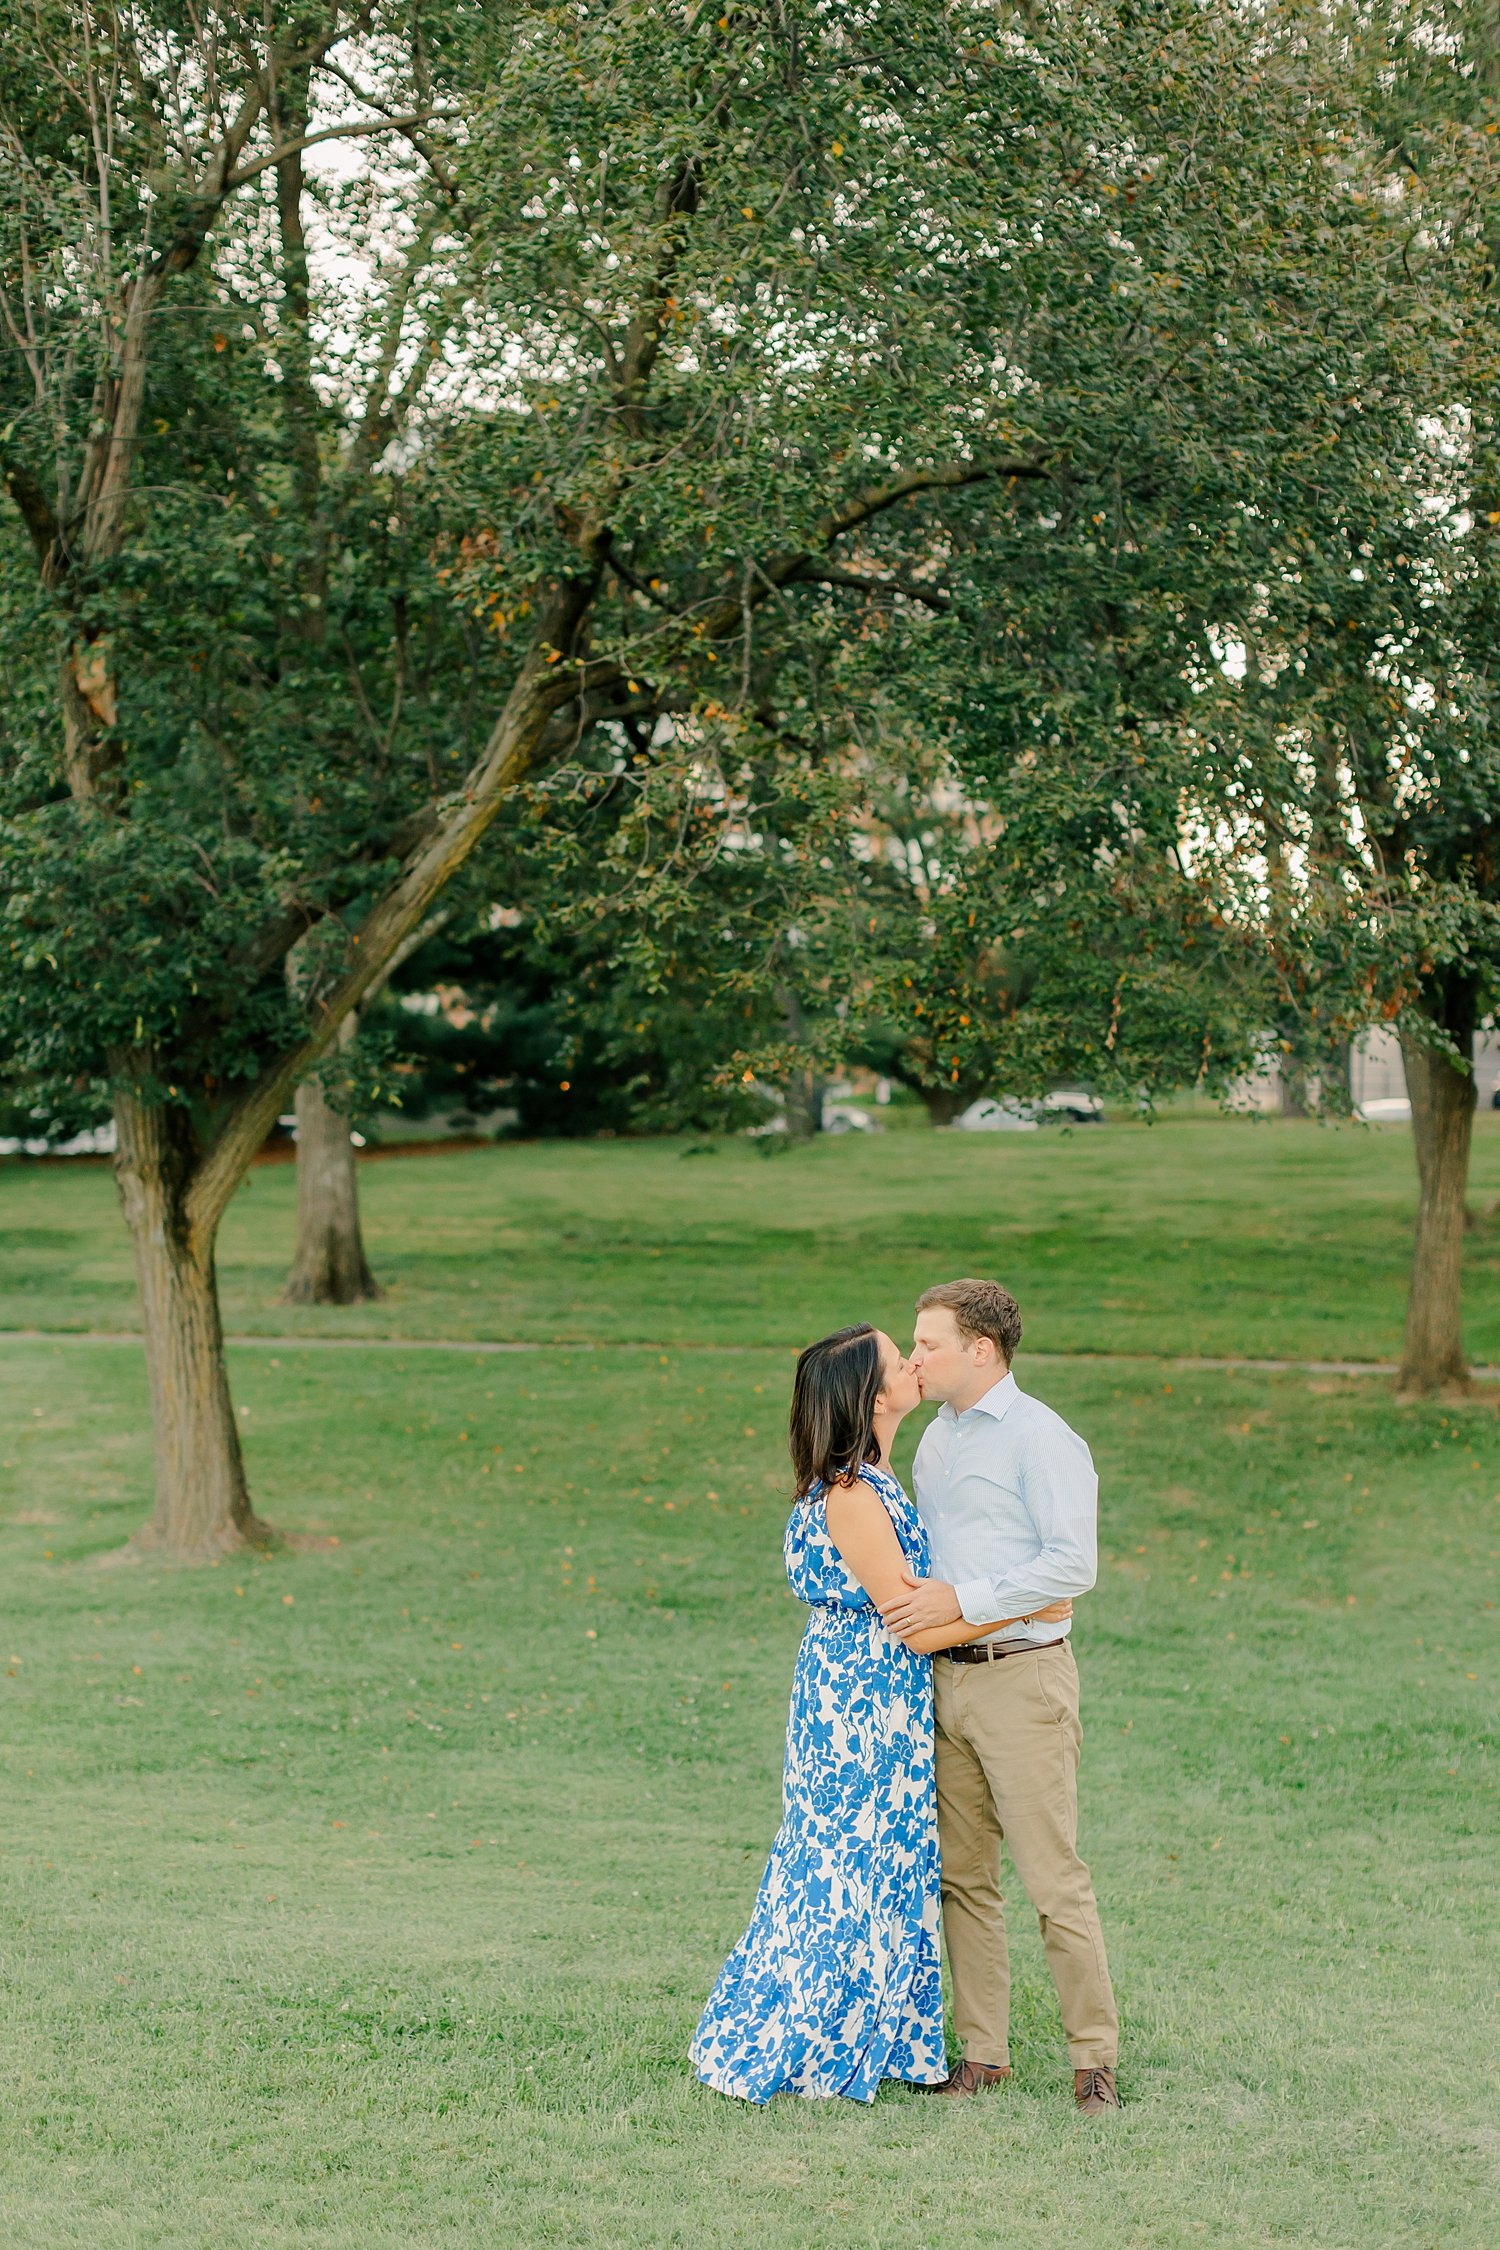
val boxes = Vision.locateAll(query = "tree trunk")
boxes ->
[279,913,451,1305]
[920,1084,968,1127]
[113,1082,273,1558]
[1398,1015,1476,1395]
[783,1064,825,1139]
[778,982,824,1138]
[282,1069,382,1305]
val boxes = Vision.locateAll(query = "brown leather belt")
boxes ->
[943,1636,1067,1666]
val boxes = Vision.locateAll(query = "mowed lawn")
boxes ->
[7,1108,1500,1362]
[1,1125,1497,2247]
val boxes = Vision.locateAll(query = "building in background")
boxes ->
[1231,1028,1500,1117]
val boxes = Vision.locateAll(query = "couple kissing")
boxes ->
[690,1278,1120,2115]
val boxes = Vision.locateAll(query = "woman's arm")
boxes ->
[822,1477,1071,1655]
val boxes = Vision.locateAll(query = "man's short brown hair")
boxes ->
[915,1278,1023,1364]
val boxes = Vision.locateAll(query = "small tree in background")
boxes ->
[283,1017,384,1307]
[281,909,448,1303]
[1289,1,1500,1395]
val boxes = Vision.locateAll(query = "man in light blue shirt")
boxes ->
[879,1277,1121,2113]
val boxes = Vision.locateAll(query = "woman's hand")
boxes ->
[880,1570,1077,1641]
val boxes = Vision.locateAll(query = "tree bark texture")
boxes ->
[280,914,450,1304]
[919,1085,969,1127]
[783,1066,825,1139]
[282,1071,381,1305]
[1398,1016,1476,1395]
[777,983,824,1138]
[1278,1062,1311,1117]
[113,1083,273,1557]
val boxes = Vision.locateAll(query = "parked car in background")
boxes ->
[822,1101,880,1135]
[746,1094,881,1137]
[952,1089,1104,1132]
[1041,1090,1105,1124]
[0,1120,117,1158]
[1358,1096,1412,1123]
[952,1098,1040,1133]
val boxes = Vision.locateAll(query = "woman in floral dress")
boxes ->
[690,1323,1068,2104]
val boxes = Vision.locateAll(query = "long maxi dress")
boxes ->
[690,1463,948,2103]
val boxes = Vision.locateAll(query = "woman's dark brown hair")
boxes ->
[789,1323,884,1501]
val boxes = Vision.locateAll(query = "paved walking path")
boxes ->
[1,1327,1493,1381]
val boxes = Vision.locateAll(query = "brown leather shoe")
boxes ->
[929,2057,1013,2096]
[1074,2065,1121,2114]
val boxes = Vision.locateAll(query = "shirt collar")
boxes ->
[965,1369,1018,1423]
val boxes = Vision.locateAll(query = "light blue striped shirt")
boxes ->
[910,1370,1098,1647]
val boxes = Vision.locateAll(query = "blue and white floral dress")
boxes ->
[690,1463,948,2102]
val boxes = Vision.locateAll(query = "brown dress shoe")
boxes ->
[1074,2065,1121,2114]
[929,2057,1013,2096]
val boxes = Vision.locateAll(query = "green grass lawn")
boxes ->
[7,1109,1500,1362]
[2,1123,1497,2246]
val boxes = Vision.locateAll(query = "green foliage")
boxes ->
[6,0,1453,1151]
[3,0,1495,1241]
[370,912,773,1138]
[0,8,500,1113]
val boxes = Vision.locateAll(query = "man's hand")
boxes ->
[878,1569,962,1639]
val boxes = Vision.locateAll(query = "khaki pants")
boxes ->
[933,1642,1117,2070]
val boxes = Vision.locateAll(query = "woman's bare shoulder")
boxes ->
[826,1468,897,1512]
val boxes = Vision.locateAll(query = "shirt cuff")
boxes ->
[953,1577,996,1627]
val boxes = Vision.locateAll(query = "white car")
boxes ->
[953,1098,1040,1133]
[0,1120,117,1157]
[822,1101,880,1135]
[953,1090,1104,1132]
[747,1100,879,1137]
[1358,1096,1412,1123]
[1041,1089,1105,1124]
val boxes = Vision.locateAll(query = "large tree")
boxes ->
[889,3,1485,1396]
[2,1,1152,1556]
[1093,1,1500,1394]
[1312,0,1500,1394]
[6,0,1463,1567]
